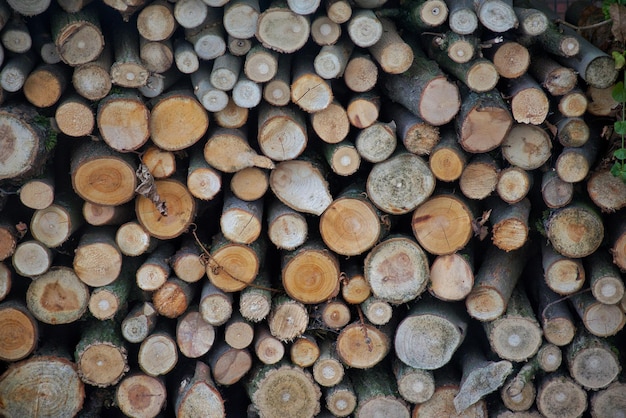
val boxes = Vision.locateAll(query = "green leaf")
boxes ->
[613,81,626,102]
[615,120,626,135]
[615,148,626,160]
[613,51,626,69]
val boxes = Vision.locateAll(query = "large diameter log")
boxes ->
[364,234,429,304]
[0,105,53,182]
[366,151,435,215]
[26,266,89,325]
[351,366,410,418]
[175,361,225,417]
[394,297,467,370]
[379,45,460,126]
[465,245,527,322]
[51,5,104,66]
[591,382,626,418]
[135,178,196,240]
[115,373,167,418]
[566,328,620,390]
[336,320,391,369]
[411,192,473,255]
[96,89,150,152]
[0,355,84,417]
[282,242,340,304]
[536,374,587,418]
[545,201,604,259]
[0,301,38,362]
[270,158,332,216]
[256,3,310,53]
[206,234,264,293]
[247,362,321,418]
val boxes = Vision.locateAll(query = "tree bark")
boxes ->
[121,301,157,344]
[174,361,225,417]
[110,20,149,88]
[528,54,577,96]
[72,44,112,100]
[87,261,133,320]
[351,366,410,418]
[474,0,517,32]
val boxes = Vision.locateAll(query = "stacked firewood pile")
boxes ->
[1,0,626,416]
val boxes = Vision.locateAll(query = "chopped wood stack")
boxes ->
[0,0,626,417]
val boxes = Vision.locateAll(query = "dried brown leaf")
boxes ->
[135,163,168,216]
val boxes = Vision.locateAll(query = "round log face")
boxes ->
[537,376,587,418]
[358,397,410,418]
[320,197,380,256]
[591,382,626,418]
[73,158,137,206]
[206,244,259,292]
[149,94,209,151]
[429,253,474,301]
[488,317,543,362]
[547,207,604,259]
[97,99,150,152]
[570,347,620,390]
[420,77,461,126]
[56,23,104,66]
[79,343,128,386]
[138,334,178,376]
[73,243,123,287]
[116,374,167,418]
[0,306,37,361]
[0,111,41,181]
[336,323,390,369]
[413,385,487,417]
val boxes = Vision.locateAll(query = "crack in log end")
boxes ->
[41,281,80,313]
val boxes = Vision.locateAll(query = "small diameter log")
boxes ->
[209,53,241,92]
[142,146,175,179]
[30,191,83,248]
[315,299,351,329]
[139,38,174,73]
[591,382,626,418]
[204,127,274,173]
[346,9,382,48]
[429,245,474,301]
[393,359,435,404]
[255,323,285,365]
[26,266,89,325]
[310,100,350,144]
[554,136,598,183]
[465,245,527,322]
[228,36,252,56]
[239,273,272,323]
[380,44,460,126]
[486,41,530,80]
[110,21,149,88]
[220,192,263,245]
[258,103,307,161]
[0,263,11,302]
[73,226,123,287]
[96,89,150,152]
[268,295,309,342]
[320,184,387,256]
[55,94,94,137]
[23,63,69,108]
[223,0,259,39]
[351,365,410,418]
[587,85,619,116]
[266,200,307,251]
[447,0,478,34]
[341,264,372,304]
[71,139,138,206]
[0,301,38,361]
[355,121,397,163]
[429,47,499,93]
[367,151,436,215]
[541,243,585,295]
[542,170,573,209]
[412,192,474,255]
[244,45,278,83]
[459,154,500,200]
[72,44,112,101]
[290,334,320,368]
[585,249,625,305]
[588,169,626,212]
[429,31,477,64]
[558,89,588,118]
[174,39,199,74]
[174,361,225,417]
[247,362,321,418]
[536,343,563,373]
[0,105,53,182]
[0,53,36,93]
[171,236,205,284]
[489,197,531,252]
[152,277,195,319]
[115,373,167,418]
[185,12,226,60]
[103,0,146,19]
[500,355,540,412]
[504,74,549,125]
[88,262,133,320]
[456,89,513,153]
[395,296,467,370]
[369,17,413,75]
[347,91,380,129]
[344,52,378,92]
[149,90,208,151]
[528,55,577,96]
[135,242,174,291]
[361,296,393,325]
[173,0,208,29]
[528,266,576,347]
[231,167,268,202]
[176,308,216,358]
[51,6,104,66]
[121,301,158,344]
[314,36,353,80]
[199,281,233,326]
[256,3,310,53]
[453,344,513,414]
[270,158,332,216]
[325,378,357,417]
[554,26,618,89]
[428,129,467,182]
[137,0,177,41]
[263,55,291,107]
[1,18,31,54]
[536,374,587,418]
[291,56,333,113]
[214,97,250,128]
[364,234,430,304]
[224,312,254,349]
[474,0,517,32]
[206,234,264,292]
[12,239,52,278]
[483,285,543,362]
[336,320,391,369]
[313,340,345,387]
[496,166,532,204]
[311,15,341,46]
[116,221,156,257]
[570,290,625,337]
[514,7,548,35]
[545,200,604,259]
[75,320,129,387]
[0,355,84,418]
[566,328,620,390]
[135,178,196,240]
[138,329,178,376]
[501,124,551,170]
[208,341,253,385]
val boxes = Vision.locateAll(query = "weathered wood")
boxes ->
[173,39,199,74]
[536,374,587,418]
[115,373,167,418]
[0,53,36,93]
[566,328,620,390]
[541,243,586,295]
[590,382,626,418]
[545,200,604,259]
[121,301,157,344]
[139,38,173,73]
[258,103,307,161]
[514,6,548,36]
[311,15,341,46]
[87,261,133,320]
[136,0,177,41]
[496,166,532,204]
[12,239,52,278]
[585,249,625,305]
[541,170,574,209]
[570,290,625,337]
[393,358,435,404]
[313,340,344,387]
[528,55,577,96]
[174,361,225,417]
[361,296,393,325]
[208,341,253,385]
[351,366,410,417]
[96,89,150,152]
[176,308,216,358]
[325,377,357,417]
[72,44,113,101]
[256,2,310,53]
[474,0,517,32]
[51,5,104,66]
[223,0,259,40]
[355,120,397,163]
[1,18,32,53]
[110,20,149,88]
[184,10,226,60]
[0,263,10,302]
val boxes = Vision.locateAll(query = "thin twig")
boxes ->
[557,18,613,32]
